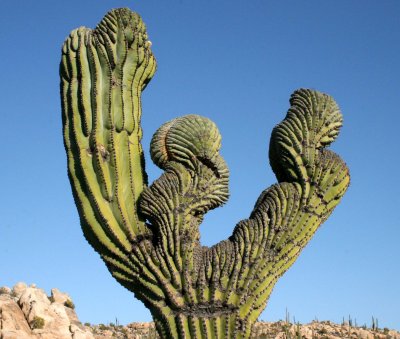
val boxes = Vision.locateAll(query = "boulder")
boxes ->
[11,282,27,299]
[0,294,32,339]
[0,286,12,295]
[51,288,71,304]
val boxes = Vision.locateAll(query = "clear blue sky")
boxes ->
[1,0,399,331]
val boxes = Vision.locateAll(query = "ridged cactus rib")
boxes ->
[61,8,350,339]
[60,8,157,292]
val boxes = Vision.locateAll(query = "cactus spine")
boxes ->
[61,8,350,339]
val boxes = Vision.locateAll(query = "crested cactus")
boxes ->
[60,8,350,339]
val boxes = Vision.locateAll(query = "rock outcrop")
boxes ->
[1,283,399,338]
[84,320,400,338]
[0,283,93,339]
[252,320,400,339]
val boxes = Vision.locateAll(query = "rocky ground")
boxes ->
[1,283,399,339]
[0,283,93,339]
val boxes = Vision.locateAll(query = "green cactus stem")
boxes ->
[61,8,350,339]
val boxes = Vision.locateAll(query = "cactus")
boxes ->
[60,8,350,339]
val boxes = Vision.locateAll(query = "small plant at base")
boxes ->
[64,299,75,309]
[31,316,45,330]
[295,322,301,339]
[282,324,290,338]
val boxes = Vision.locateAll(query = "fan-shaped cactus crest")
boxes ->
[60,8,350,339]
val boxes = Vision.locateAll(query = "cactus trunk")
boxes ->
[151,312,254,338]
[60,8,350,339]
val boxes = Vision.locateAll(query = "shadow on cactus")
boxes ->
[60,8,350,339]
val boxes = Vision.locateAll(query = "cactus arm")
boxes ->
[199,89,350,337]
[61,9,158,292]
[138,115,230,337]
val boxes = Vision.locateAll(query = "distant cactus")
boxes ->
[60,8,350,338]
